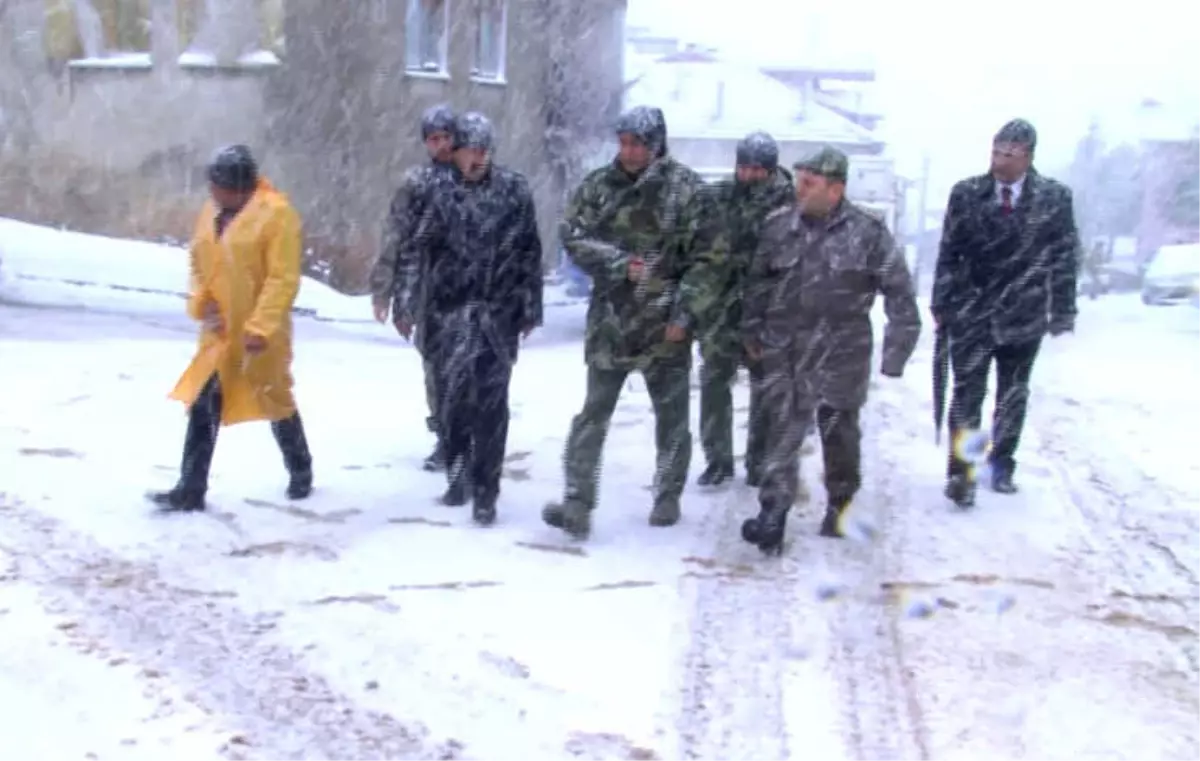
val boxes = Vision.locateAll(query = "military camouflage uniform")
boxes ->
[369,104,455,469]
[543,106,706,539]
[682,131,794,486]
[741,147,921,551]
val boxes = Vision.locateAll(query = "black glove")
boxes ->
[880,362,904,379]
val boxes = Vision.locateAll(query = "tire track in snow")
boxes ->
[671,387,930,759]
[0,495,460,761]
[672,480,793,760]
[823,395,930,760]
[1033,404,1200,672]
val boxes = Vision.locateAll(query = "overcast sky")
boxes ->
[628,0,1200,200]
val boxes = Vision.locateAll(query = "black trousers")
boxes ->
[439,339,513,500]
[178,375,313,494]
[946,335,1041,478]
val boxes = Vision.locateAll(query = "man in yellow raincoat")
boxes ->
[147,145,313,512]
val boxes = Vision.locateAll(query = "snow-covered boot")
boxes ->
[742,502,788,555]
[147,486,206,513]
[472,489,497,526]
[696,461,734,486]
[648,495,681,527]
[818,498,849,539]
[286,470,313,500]
[944,474,976,509]
[542,500,590,540]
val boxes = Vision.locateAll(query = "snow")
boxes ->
[68,53,153,69]
[2,221,1199,758]
[179,50,282,68]
[0,217,369,323]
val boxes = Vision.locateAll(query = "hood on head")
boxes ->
[452,111,495,152]
[735,130,779,171]
[421,103,456,139]
[615,105,668,158]
[207,144,258,191]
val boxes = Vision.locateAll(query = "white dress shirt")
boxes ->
[996,173,1027,206]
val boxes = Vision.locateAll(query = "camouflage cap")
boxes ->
[452,111,494,152]
[994,118,1037,153]
[793,146,849,183]
[736,131,779,170]
[421,103,456,139]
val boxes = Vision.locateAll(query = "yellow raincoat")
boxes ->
[170,178,303,426]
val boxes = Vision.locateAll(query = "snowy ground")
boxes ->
[1,222,1198,760]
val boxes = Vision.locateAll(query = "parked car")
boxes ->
[1141,243,1200,305]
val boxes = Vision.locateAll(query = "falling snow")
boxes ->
[2,1,1200,758]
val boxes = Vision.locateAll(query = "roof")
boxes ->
[624,56,879,145]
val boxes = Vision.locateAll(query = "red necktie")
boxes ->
[1000,185,1013,216]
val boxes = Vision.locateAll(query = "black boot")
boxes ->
[472,489,497,526]
[741,503,788,555]
[147,486,206,513]
[945,474,977,508]
[990,469,1018,494]
[441,479,468,506]
[697,461,734,486]
[287,470,313,500]
[422,439,447,472]
[273,413,314,500]
[745,466,762,488]
[819,498,849,538]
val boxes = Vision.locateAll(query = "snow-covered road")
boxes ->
[1,283,1197,759]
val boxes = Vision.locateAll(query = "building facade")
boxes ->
[2,0,626,289]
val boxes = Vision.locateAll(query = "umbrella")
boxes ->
[932,324,950,444]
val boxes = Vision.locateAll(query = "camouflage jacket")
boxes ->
[393,163,543,360]
[742,199,921,410]
[681,165,794,349]
[561,155,705,370]
[370,161,448,319]
[932,169,1079,344]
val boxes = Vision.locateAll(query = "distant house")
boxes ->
[1135,99,1200,262]
[624,49,883,171]
[621,45,903,230]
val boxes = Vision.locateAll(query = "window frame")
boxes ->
[405,0,450,77]
[470,0,507,83]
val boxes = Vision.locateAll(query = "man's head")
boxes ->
[422,103,456,163]
[452,111,494,182]
[735,131,778,184]
[991,118,1036,184]
[207,144,258,210]
[792,146,848,217]
[614,105,668,175]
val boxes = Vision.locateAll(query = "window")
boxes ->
[176,0,280,65]
[45,0,152,61]
[406,0,448,74]
[472,0,505,81]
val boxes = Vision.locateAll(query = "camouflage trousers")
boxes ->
[563,357,692,511]
[699,349,766,477]
[759,358,862,509]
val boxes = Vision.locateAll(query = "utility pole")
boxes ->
[912,151,932,296]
